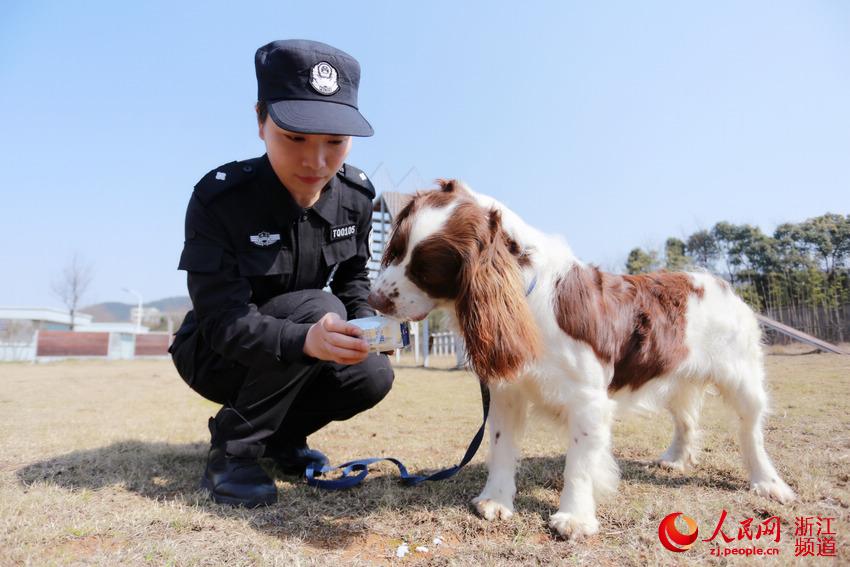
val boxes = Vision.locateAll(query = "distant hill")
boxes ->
[80,302,131,322]
[81,296,191,322]
[149,296,192,312]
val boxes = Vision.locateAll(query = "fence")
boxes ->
[134,333,172,357]
[429,332,457,356]
[762,303,849,345]
[37,331,109,357]
[0,341,37,362]
[394,324,466,369]
[0,330,172,362]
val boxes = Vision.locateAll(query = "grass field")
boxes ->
[1,351,848,566]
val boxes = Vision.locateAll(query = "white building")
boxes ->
[0,306,94,334]
[130,306,162,327]
[0,306,149,335]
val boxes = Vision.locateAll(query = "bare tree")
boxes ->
[51,254,93,331]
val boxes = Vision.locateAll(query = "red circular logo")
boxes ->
[658,512,699,552]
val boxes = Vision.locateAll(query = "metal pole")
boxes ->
[455,333,466,369]
[380,197,386,250]
[422,316,430,368]
[412,321,419,364]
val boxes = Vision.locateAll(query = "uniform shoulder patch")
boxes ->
[194,158,260,205]
[336,163,375,199]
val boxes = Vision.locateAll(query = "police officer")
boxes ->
[169,39,394,507]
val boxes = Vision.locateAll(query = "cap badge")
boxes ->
[250,231,281,247]
[310,61,340,96]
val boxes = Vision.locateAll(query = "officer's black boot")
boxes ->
[200,418,277,507]
[264,437,330,476]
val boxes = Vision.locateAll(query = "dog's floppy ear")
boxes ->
[456,208,542,383]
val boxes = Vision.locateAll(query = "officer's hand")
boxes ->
[304,312,370,365]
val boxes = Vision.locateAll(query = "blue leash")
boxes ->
[305,381,490,490]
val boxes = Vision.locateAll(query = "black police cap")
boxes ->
[255,39,373,137]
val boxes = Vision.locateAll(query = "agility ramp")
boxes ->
[755,314,848,355]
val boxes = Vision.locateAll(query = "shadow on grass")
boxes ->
[388,363,466,372]
[766,349,824,356]
[15,441,744,549]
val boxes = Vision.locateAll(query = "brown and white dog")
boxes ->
[368,180,795,540]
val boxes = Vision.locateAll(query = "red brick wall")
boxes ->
[36,331,109,356]
[134,334,171,356]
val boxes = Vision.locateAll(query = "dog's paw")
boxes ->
[751,478,796,504]
[472,497,514,521]
[655,450,697,472]
[548,512,599,540]
[655,458,688,472]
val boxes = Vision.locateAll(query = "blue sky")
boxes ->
[1,1,848,309]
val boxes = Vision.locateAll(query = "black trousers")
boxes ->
[170,290,394,458]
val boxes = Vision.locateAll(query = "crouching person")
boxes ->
[169,39,393,507]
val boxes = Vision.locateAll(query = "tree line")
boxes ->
[625,213,850,342]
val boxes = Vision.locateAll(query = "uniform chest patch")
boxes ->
[330,223,356,242]
[250,231,281,247]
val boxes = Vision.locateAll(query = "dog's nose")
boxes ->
[367,289,394,314]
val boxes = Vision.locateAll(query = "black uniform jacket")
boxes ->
[174,154,376,369]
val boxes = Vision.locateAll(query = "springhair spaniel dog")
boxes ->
[368,180,795,540]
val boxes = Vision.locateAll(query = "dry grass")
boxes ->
[0,353,848,566]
